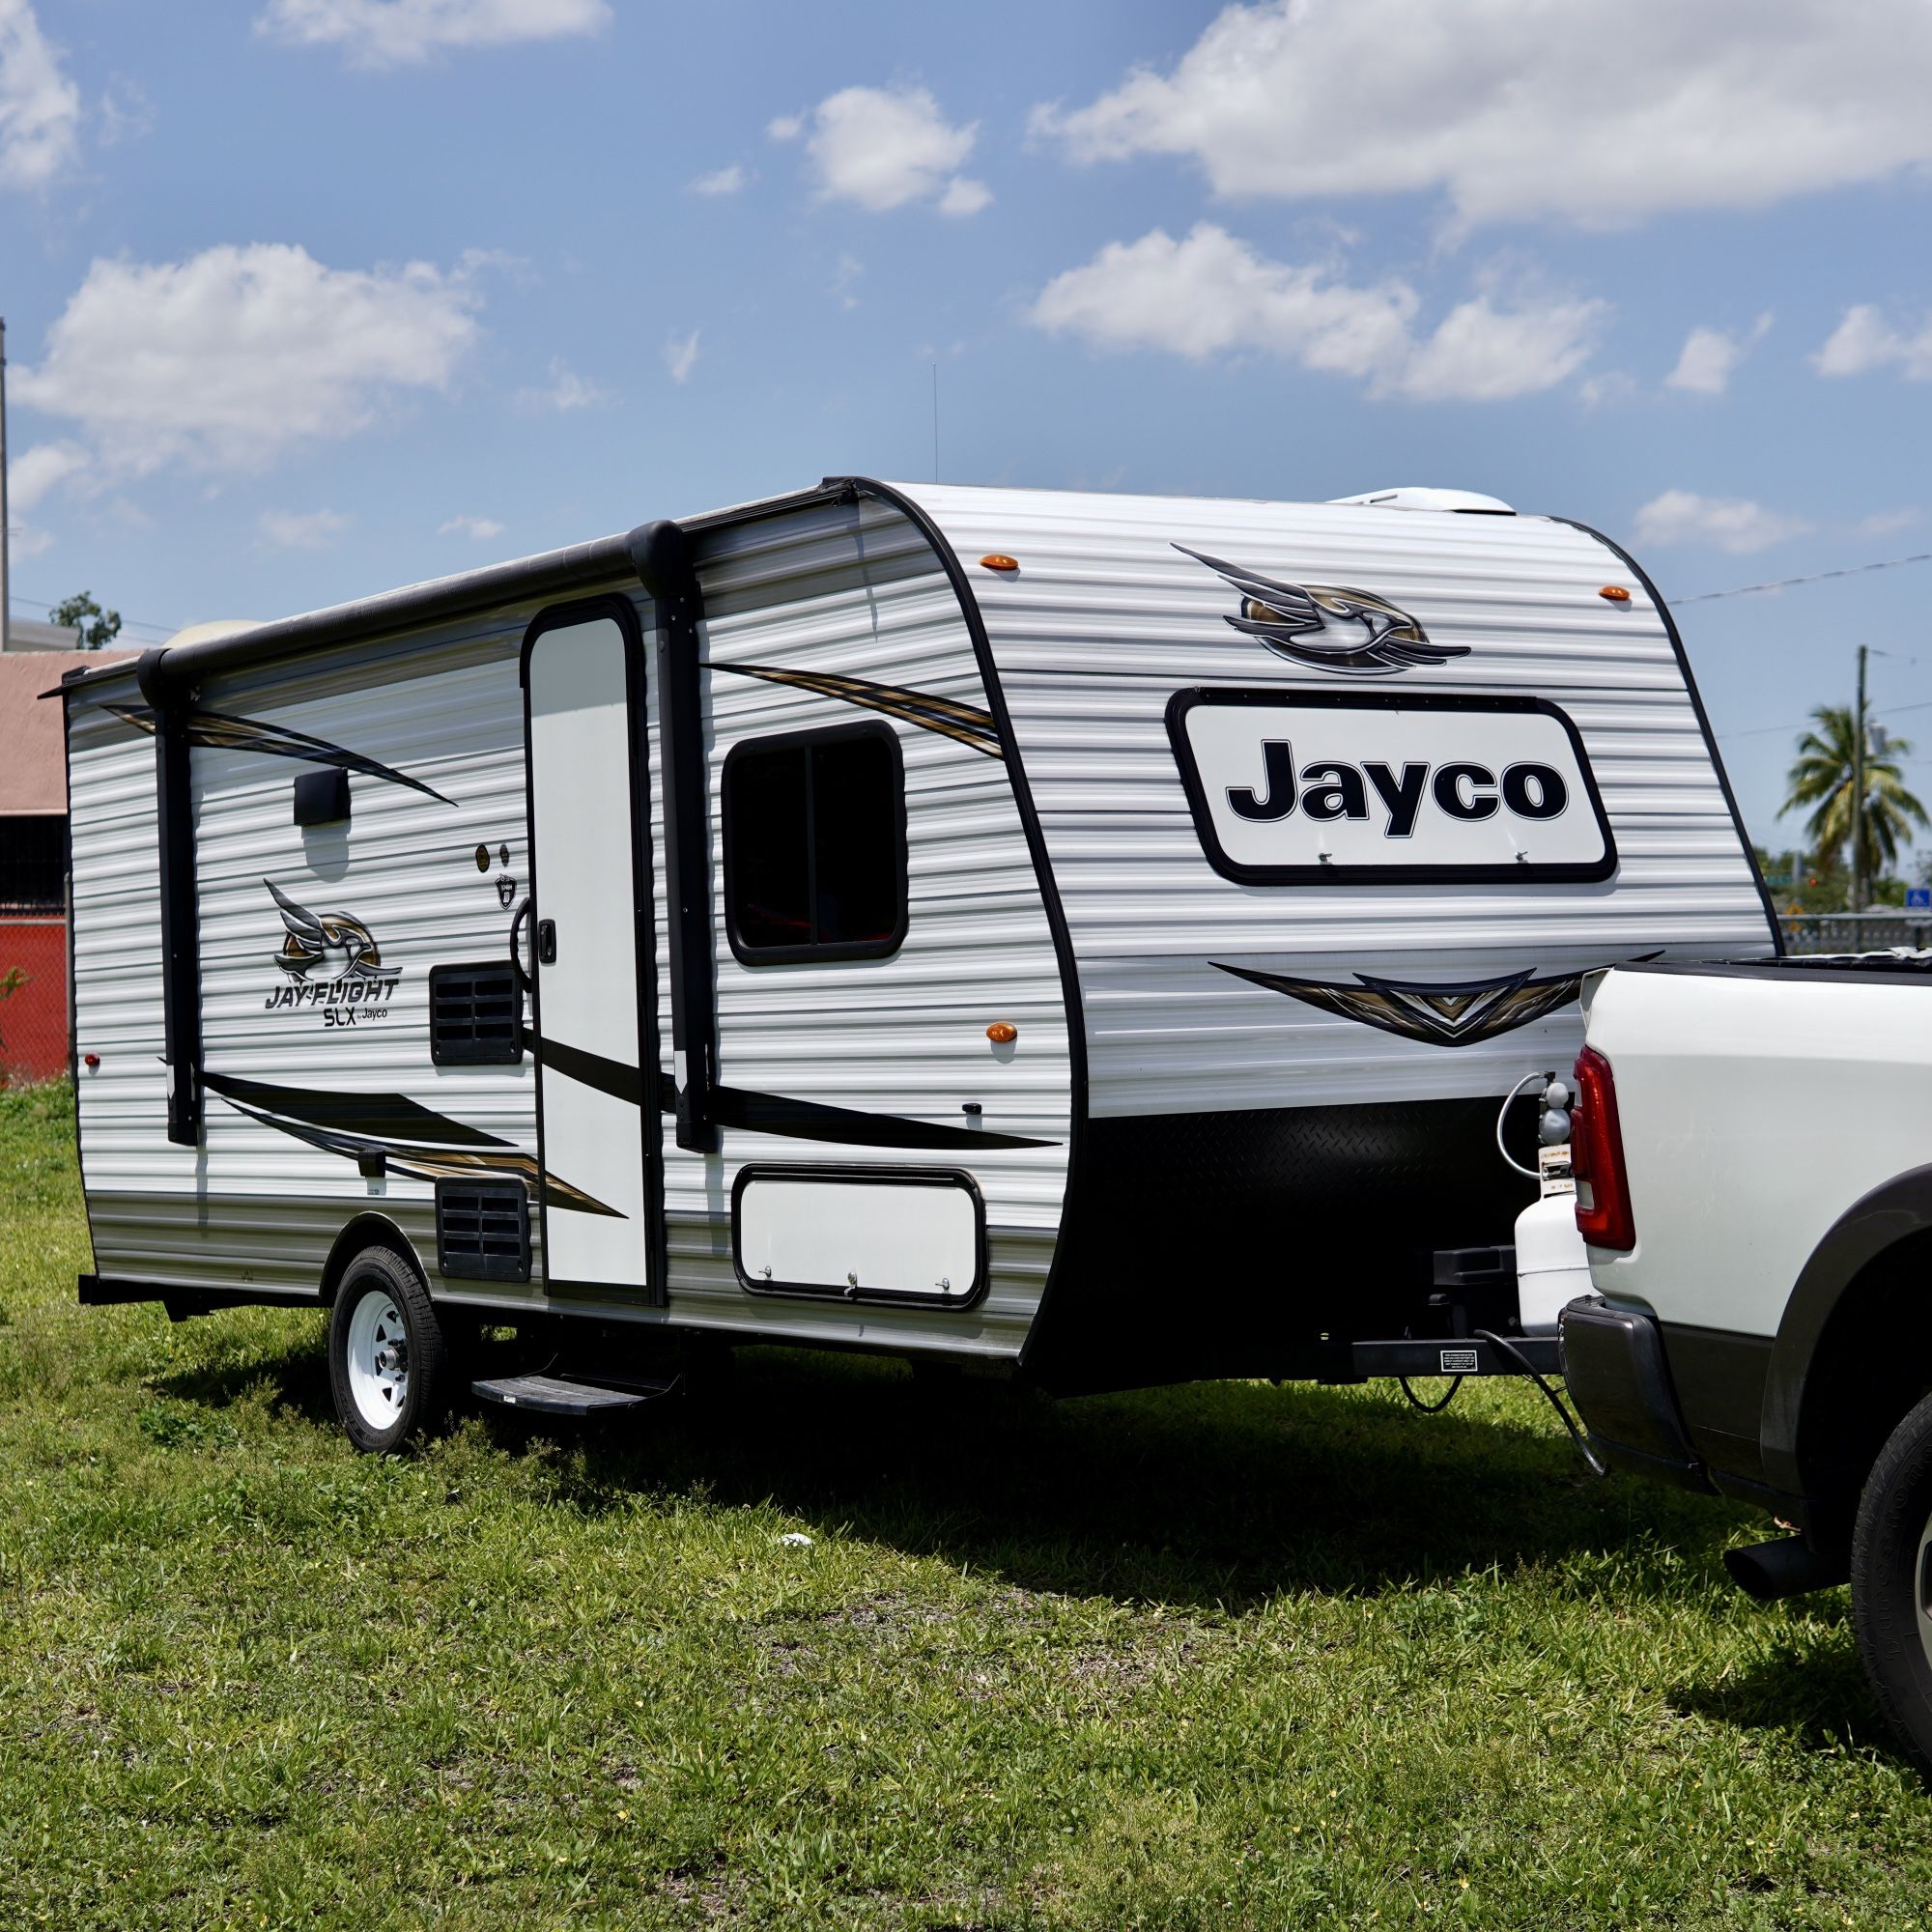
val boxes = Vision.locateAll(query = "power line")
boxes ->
[8,589,178,641]
[1717,696,1932,743]
[1676,550,1932,605]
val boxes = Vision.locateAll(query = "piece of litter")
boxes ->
[777,1532,813,1548]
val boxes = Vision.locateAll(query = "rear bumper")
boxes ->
[1560,1296,1714,1492]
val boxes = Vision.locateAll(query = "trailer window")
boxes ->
[723,723,906,964]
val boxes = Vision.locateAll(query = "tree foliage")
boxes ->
[49,591,122,650]
[1781,703,1929,898]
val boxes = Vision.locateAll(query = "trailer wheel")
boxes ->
[327,1246,449,1455]
[1852,1390,1932,1778]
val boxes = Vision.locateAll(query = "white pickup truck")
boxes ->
[1562,953,1932,1774]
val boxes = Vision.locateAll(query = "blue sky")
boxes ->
[5,0,1932,856]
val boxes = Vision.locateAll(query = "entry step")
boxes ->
[471,1372,677,1416]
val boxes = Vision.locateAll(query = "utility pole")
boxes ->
[1,316,10,654]
[1851,643,1867,910]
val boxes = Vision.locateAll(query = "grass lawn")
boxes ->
[1,1082,1926,1928]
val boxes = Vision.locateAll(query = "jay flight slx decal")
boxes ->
[264,879,402,1025]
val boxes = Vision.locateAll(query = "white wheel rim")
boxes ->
[345,1291,411,1432]
[1918,1511,1932,1679]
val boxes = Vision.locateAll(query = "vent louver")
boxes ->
[436,1179,530,1282]
[428,961,525,1065]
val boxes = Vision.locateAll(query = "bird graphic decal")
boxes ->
[1175,543,1469,676]
[267,878,387,985]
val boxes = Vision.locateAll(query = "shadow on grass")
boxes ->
[1670,1627,1893,1758]
[156,1327,1753,1610]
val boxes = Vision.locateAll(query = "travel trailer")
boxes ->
[56,478,1777,1449]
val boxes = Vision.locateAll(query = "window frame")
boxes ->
[721,719,909,967]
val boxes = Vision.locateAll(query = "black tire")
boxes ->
[327,1246,451,1455]
[1851,1389,1932,1779]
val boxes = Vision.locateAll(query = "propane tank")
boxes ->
[1514,1076,1594,1334]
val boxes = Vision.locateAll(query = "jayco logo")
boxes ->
[263,878,401,1023]
[1227,744,1571,834]
[1169,692,1616,885]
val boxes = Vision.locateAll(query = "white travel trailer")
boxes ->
[58,478,1777,1449]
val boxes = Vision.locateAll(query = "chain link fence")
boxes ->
[0,918,71,1088]
[1779,912,1932,956]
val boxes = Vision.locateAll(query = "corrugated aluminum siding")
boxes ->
[642,495,1070,1357]
[895,483,1774,1118]
[71,612,554,1301]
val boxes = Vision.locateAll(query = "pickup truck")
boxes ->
[1561,953,1932,1775]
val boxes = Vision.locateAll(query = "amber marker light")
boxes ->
[1599,585,1632,603]
[980,554,1019,573]
[986,1022,1018,1044]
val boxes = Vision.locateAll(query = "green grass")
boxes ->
[0,1085,1926,1928]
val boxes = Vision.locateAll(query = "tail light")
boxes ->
[1571,1045,1635,1252]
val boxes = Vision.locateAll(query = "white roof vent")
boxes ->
[1328,487,1515,515]
[159,620,262,649]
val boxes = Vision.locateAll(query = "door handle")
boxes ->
[536,919,557,965]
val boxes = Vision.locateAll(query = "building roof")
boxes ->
[0,650,136,814]
[4,615,84,651]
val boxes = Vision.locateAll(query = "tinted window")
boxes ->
[725,727,904,962]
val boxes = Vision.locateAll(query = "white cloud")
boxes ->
[258,507,349,550]
[1578,370,1638,411]
[829,252,863,309]
[1028,224,1603,401]
[1033,0,1932,231]
[1395,288,1604,402]
[663,329,699,384]
[516,356,610,411]
[689,163,747,196]
[439,513,504,539]
[0,0,80,189]
[6,437,85,512]
[936,175,991,217]
[1857,506,1920,538]
[1815,304,1932,381]
[1666,314,1772,395]
[13,244,481,497]
[1633,490,1813,554]
[781,83,989,215]
[257,0,609,68]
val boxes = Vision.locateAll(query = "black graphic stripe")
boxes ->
[102,703,453,805]
[200,1067,511,1146]
[202,1071,624,1217]
[709,1084,1054,1151]
[714,665,1004,758]
[535,1036,644,1106]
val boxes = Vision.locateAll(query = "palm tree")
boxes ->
[1782,704,1930,901]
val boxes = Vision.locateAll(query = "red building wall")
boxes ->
[0,918,70,1085]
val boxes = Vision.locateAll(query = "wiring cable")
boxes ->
[1399,1372,1463,1413]
[1494,1070,1547,1179]
[1473,1327,1608,1477]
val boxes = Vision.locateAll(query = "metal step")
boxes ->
[470,1371,677,1416]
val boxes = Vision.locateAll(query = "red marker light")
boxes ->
[82,1052,100,1069]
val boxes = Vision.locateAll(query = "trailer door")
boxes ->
[523,604,658,1298]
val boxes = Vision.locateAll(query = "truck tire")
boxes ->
[327,1245,451,1455]
[1851,1390,1932,1778]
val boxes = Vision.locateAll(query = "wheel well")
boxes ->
[320,1215,428,1309]
[1793,1227,1932,1542]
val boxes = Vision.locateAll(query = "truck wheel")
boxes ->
[327,1246,450,1455]
[1852,1390,1932,1778]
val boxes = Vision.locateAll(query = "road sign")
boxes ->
[1908,886,1931,910]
